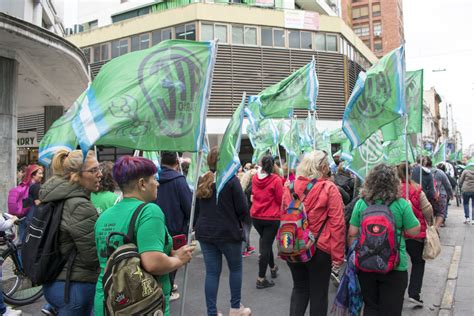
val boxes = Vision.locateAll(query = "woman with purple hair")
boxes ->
[94,156,196,316]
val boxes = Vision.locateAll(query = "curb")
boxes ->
[438,245,462,315]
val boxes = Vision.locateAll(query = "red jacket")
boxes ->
[400,182,427,239]
[250,173,284,220]
[282,177,346,264]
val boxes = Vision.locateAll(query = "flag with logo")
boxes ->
[281,120,302,169]
[432,141,447,165]
[248,59,318,119]
[342,46,406,149]
[70,40,217,156]
[383,135,416,165]
[345,132,385,179]
[247,119,279,163]
[38,101,80,166]
[381,69,424,141]
[216,99,245,197]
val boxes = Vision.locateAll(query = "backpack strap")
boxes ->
[126,202,148,243]
[291,178,318,202]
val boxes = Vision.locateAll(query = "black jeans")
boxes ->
[287,249,332,316]
[252,218,279,278]
[358,270,408,316]
[406,239,425,299]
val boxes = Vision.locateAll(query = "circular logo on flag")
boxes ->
[354,71,391,119]
[358,133,384,165]
[138,46,208,138]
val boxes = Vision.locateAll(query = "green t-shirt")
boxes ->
[94,198,172,316]
[90,191,119,215]
[349,198,420,271]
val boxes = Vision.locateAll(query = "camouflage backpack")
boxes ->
[102,203,167,315]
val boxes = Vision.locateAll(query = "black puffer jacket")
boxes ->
[39,177,99,283]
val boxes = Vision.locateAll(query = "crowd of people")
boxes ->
[3,147,473,316]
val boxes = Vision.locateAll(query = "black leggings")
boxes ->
[406,239,425,299]
[287,249,332,316]
[252,219,279,278]
[358,270,408,316]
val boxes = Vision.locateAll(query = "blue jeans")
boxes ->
[43,281,95,316]
[200,241,243,316]
[463,192,474,219]
[0,258,7,314]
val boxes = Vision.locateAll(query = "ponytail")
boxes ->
[51,149,95,181]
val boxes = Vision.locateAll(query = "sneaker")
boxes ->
[170,291,180,301]
[408,296,424,307]
[331,270,341,286]
[256,278,275,289]
[41,304,56,315]
[247,246,256,254]
[229,303,252,316]
[5,307,22,315]
[464,218,470,224]
[172,283,178,292]
[270,265,279,279]
[242,251,252,258]
[472,220,474,225]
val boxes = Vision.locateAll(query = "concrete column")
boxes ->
[33,0,42,27]
[44,105,64,132]
[0,57,18,211]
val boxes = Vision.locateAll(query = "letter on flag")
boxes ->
[343,46,406,149]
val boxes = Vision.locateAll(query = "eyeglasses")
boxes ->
[82,166,101,175]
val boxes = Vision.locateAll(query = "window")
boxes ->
[162,28,172,40]
[326,34,337,51]
[288,30,300,48]
[273,29,285,47]
[362,39,371,48]
[352,6,369,20]
[374,40,382,52]
[175,23,196,41]
[354,24,369,36]
[152,30,161,45]
[83,47,91,63]
[131,35,140,52]
[301,31,312,49]
[315,33,325,50]
[244,26,257,45]
[140,34,150,49]
[201,24,214,41]
[232,25,244,44]
[215,24,228,43]
[373,22,382,36]
[261,28,273,46]
[89,20,98,30]
[372,4,381,17]
[101,43,109,60]
[93,45,100,62]
[111,38,129,58]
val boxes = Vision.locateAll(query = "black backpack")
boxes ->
[22,200,76,290]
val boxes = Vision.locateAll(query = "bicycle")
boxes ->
[1,216,43,306]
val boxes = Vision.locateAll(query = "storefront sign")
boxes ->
[17,131,38,148]
[284,10,319,31]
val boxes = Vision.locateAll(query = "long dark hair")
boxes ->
[261,155,275,175]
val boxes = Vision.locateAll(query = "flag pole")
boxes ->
[404,115,410,199]
[288,115,294,179]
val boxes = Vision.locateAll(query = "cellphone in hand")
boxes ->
[172,234,187,250]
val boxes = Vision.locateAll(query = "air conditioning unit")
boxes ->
[374,30,382,37]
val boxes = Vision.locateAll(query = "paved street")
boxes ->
[16,205,472,315]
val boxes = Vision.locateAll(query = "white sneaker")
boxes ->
[4,307,22,315]
[169,291,180,301]
[229,304,251,316]
[464,218,470,224]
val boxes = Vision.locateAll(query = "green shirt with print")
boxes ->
[349,198,420,271]
[93,198,172,316]
[90,191,119,215]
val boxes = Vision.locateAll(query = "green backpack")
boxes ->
[102,203,166,315]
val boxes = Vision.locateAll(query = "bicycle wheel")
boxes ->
[1,248,43,306]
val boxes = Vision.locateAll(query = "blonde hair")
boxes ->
[51,149,96,182]
[296,150,328,179]
[196,147,218,199]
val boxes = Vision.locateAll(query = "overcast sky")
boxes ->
[404,0,474,148]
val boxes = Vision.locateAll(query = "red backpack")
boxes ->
[7,183,30,217]
[355,200,401,274]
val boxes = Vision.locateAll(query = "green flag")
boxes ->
[70,40,217,155]
[345,132,385,179]
[381,69,424,141]
[186,150,209,190]
[216,98,245,197]
[432,142,447,165]
[248,60,318,119]
[38,101,80,165]
[343,46,406,149]
[466,157,474,170]
[383,135,416,165]
[330,128,347,144]
[281,120,302,169]
[247,119,279,163]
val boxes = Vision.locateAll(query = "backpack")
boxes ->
[277,179,328,263]
[103,203,165,316]
[432,170,441,200]
[7,183,30,217]
[355,201,401,274]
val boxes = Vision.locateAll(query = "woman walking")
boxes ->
[250,155,283,289]
[195,147,251,316]
[281,151,345,315]
[397,163,434,306]
[94,156,194,316]
[459,166,474,224]
[39,149,102,315]
[19,164,44,241]
[348,164,420,316]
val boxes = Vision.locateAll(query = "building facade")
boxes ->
[65,1,377,157]
[340,0,404,58]
[423,87,442,146]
